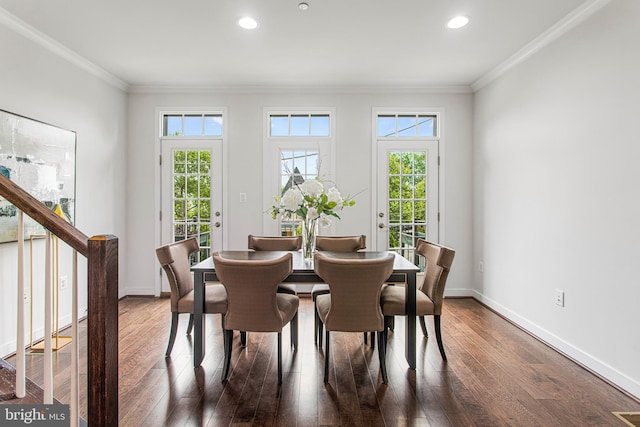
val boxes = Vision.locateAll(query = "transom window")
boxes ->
[377,114,437,138]
[269,114,330,137]
[162,113,223,137]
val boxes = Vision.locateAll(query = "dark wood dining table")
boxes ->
[191,250,420,369]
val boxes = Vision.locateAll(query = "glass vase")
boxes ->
[302,218,317,260]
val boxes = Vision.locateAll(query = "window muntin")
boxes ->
[162,113,223,137]
[269,114,330,137]
[377,114,437,138]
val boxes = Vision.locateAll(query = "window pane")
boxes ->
[184,115,203,136]
[270,115,289,136]
[204,115,223,136]
[388,225,400,249]
[417,116,435,137]
[414,176,426,199]
[174,200,185,220]
[414,151,426,174]
[397,115,416,137]
[310,115,330,136]
[402,176,413,199]
[164,115,182,136]
[173,176,185,198]
[199,175,211,198]
[378,115,396,137]
[290,115,310,136]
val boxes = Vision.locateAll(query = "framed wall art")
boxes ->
[0,109,76,243]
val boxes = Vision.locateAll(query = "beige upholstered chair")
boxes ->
[310,235,366,344]
[213,252,299,384]
[156,238,228,357]
[248,235,302,295]
[380,239,455,361]
[314,251,395,384]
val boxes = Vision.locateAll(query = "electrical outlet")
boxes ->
[479,261,484,273]
[555,289,565,307]
[240,193,247,203]
[60,275,68,289]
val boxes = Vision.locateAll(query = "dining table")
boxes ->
[190,250,420,369]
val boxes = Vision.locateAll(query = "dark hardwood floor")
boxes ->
[3,296,639,426]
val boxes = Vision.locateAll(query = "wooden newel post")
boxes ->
[87,235,119,427]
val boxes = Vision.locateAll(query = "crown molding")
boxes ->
[128,83,473,95]
[471,0,612,92]
[0,7,129,92]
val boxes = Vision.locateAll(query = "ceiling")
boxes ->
[0,0,592,90]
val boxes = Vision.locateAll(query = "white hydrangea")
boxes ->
[299,179,324,198]
[281,188,303,211]
[326,187,344,210]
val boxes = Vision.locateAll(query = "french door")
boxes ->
[376,140,438,267]
[161,139,223,292]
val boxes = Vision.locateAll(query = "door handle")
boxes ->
[214,222,221,228]
[378,223,386,229]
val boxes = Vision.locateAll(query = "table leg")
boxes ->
[193,270,205,367]
[405,271,416,369]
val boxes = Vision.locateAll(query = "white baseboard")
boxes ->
[474,290,640,400]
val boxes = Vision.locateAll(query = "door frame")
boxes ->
[154,107,228,296]
[370,107,446,250]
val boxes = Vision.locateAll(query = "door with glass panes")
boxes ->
[161,139,222,292]
[376,140,438,267]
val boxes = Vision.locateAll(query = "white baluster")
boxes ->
[70,251,79,427]
[16,210,25,398]
[43,231,53,404]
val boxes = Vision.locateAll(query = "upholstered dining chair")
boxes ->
[156,237,228,357]
[247,234,302,295]
[212,251,299,384]
[314,251,395,384]
[310,235,366,345]
[379,239,455,361]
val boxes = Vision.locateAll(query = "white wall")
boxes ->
[473,0,640,398]
[126,91,473,297]
[0,24,128,356]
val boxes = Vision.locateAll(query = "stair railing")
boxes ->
[0,173,118,427]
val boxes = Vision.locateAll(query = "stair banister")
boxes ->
[0,173,118,427]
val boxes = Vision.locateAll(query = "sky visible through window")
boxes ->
[377,115,436,138]
[270,114,330,137]
[163,114,223,136]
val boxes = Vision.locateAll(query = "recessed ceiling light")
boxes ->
[447,15,469,29]
[298,2,309,11]
[237,16,259,30]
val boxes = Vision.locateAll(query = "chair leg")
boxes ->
[363,332,368,344]
[383,316,392,348]
[419,316,429,338]
[291,312,298,349]
[434,315,447,362]
[370,331,376,350]
[222,329,233,382]
[324,330,330,384]
[318,319,324,349]
[388,316,395,331]
[186,314,194,335]
[278,332,283,384]
[240,331,247,347]
[377,331,388,384]
[165,312,179,357]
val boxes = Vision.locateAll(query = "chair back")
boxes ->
[416,239,455,315]
[248,235,302,251]
[156,238,199,311]
[213,252,293,332]
[315,235,366,252]
[313,252,394,332]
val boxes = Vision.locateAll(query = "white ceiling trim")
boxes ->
[0,6,129,92]
[128,84,473,95]
[471,0,612,92]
